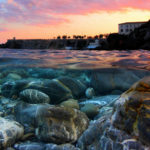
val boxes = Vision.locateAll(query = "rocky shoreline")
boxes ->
[0,39,107,50]
[0,67,150,150]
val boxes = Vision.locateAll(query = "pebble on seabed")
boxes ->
[85,87,95,99]
[19,89,50,104]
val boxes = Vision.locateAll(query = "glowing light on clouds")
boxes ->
[0,0,150,43]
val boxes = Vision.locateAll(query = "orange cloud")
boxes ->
[0,0,150,43]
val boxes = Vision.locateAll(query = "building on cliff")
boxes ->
[118,21,146,35]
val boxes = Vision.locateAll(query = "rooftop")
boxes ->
[119,21,146,25]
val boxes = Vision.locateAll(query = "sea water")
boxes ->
[0,49,150,149]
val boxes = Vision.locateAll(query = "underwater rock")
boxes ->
[3,100,19,117]
[4,115,16,121]
[85,87,95,99]
[1,81,16,98]
[94,106,113,120]
[6,148,15,150]
[80,103,99,119]
[0,98,10,105]
[110,89,123,95]
[14,142,80,150]
[1,80,29,98]
[99,127,148,150]
[77,76,150,150]
[20,89,50,104]
[77,116,109,150]
[0,109,4,117]
[26,79,73,104]
[7,73,22,81]
[15,103,89,144]
[79,95,119,107]
[14,102,39,136]
[90,68,140,95]
[0,97,20,117]
[1,68,29,78]
[0,117,24,149]
[0,73,4,78]
[0,87,2,96]
[77,116,148,150]
[60,99,79,109]
[58,76,87,98]
[0,73,22,84]
[112,76,150,146]
[14,142,45,150]
[36,106,89,143]
[1,79,73,104]
[45,143,80,150]
[29,68,62,79]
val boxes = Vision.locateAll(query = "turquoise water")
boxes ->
[0,48,149,102]
[0,49,150,149]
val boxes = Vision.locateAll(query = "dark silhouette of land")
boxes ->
[1,20,150,50]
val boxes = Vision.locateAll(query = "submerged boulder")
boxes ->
[1,80,29,98]
[80,103,99,119]
[6,73,22,81]
[77,115,148,150]
[19,89,50,104]
[90,68,140,94]
[112,76,150,146]
[15,103,89,144]
[1,68,29,78]
[77,116,111,150]
[14,142,45,150]
[14,142,80,150]
[14,102,39,136]
[1,79,73,104]
[45,143,80,150]
[25,79,73,104]
[0,117,24,149]
[60,99,79,109]
[77,76,150,149]
[29,68,61,79]
[36,106,89,143]
[58,76,87,98]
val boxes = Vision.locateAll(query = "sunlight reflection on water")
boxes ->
[0,49,150,70]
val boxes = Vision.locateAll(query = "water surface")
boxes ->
[0,49,150,70]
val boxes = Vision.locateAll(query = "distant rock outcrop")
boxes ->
[107,20,150,50]
[126,20,150,49]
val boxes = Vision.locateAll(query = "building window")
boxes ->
[130,29,133,32]
[126,29,129,32]
[120,29,123,32]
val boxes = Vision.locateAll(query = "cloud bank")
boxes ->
[0,0,150,26]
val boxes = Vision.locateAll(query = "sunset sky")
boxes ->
[0,0,150,43]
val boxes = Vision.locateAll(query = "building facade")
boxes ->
[118,22,146,35]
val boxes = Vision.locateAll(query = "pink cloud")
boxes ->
[0,0,150,26]
[0,28,8,32]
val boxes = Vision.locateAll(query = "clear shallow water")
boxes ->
[0,49,150,149]
[0,49,150,70]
